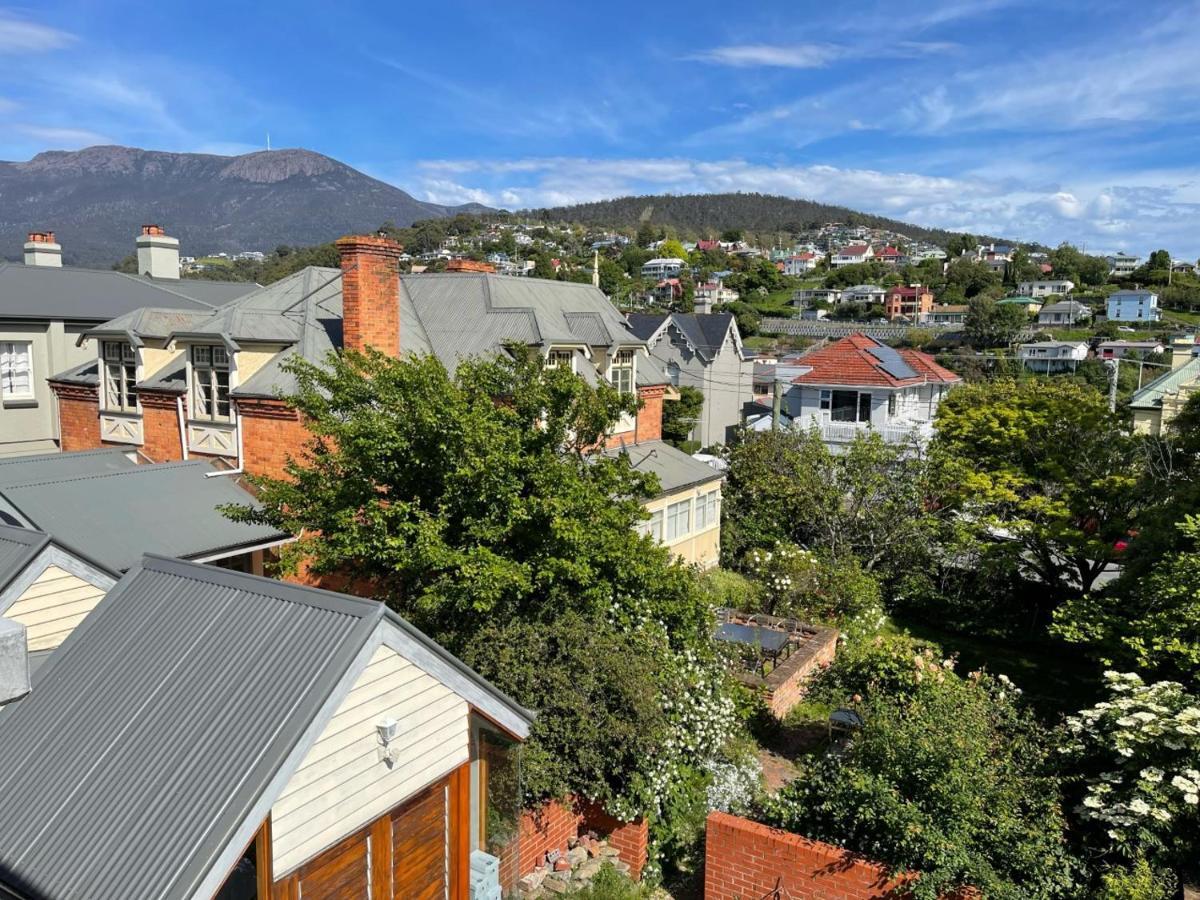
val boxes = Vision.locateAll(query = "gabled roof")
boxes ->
[0,555,531,900]
[839,244,870,255]
[1129,356,1200,410]
[0,524,49,595]
[602,439,724,495]
[1040,299,1091,314]
[789,333,961,388]
[0,453,286,573]
[0,262,256,322]
[627,312,737,364]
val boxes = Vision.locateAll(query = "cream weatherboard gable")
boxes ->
[0,542,117,654]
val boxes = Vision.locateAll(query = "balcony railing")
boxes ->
[801,416,934,446]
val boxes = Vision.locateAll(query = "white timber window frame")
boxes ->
[609,348,635,395]
[641,508,664,542]
[545,349,576,372]
[190,344,233,423]
[0,341,34,402]
[102,341,139,413]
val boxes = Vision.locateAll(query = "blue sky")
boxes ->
[2,0,1199,255]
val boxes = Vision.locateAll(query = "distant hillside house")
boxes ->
[768,333,961,451]
[1106,252,1141,277]
[920,304,968,326]
[841,284,887,306]
[792,287,843,307]
[1038,299,1092,326]
[832,244,874,268]
[1018,341,1088,373]
[976,243,1014,273]
[1098,340,1164,359]
[875,246,903,266]
[641,257,686,280]
[884,284,934,321]
[1107,289,1161,323]
[627,312,754,446]
[0,227,255,457]
[997,295,1043,315]
[1018,279,1075,298]
[783,252,819,275]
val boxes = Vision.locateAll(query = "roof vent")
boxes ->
[0,617,31,707]
[24,231,62,268]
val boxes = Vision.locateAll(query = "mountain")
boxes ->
[0,145,490,267]
[528,192,981,246]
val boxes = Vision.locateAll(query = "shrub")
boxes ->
[760,637,1078,899]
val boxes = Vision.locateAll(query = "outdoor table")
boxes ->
[714,622,791,675]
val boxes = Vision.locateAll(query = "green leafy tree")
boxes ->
[721,429,943,577]
[762,638,1077,899]
[933,380,1143,597]
[228,348,710,652]
[945,233,976,258]
[659,238,689,261]
[964,295,1029,348]
[944,257,1002,298]
[661,385,703,448]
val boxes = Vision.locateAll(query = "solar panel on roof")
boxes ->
[866,345,918,380]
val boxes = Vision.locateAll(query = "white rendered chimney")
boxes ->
[136,224,180,279]
[23,231,62,267]
[0,617,30,707]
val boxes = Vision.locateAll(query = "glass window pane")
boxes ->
[830,390,858,422]
[858,392,872,422]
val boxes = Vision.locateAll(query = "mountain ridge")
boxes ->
[0,145,488,266]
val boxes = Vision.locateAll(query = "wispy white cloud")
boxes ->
[0,14,76,53]
[12,124,110,147]
[688,40,957,69]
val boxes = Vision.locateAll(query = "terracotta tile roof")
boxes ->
[790,333,962,388]
[839,244,871,256]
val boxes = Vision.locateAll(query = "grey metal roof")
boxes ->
[0,555,381,900]
[1129,356,1200,410]
[0,457,286,573]
[602,439,724,495]
[1040,299,1091,315]
[0,262,255,322]
[0,554,535,900]
[0,448,136,490]
[0,525,49,594]
[627,313,735,364]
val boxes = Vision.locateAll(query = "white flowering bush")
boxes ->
[704,751,763,816]
[1060,671,1200,868]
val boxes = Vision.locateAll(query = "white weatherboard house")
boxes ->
[640,257,685,280]
[0,556,533,899]
[1018,280,1075,298]
[772,333,961,450]
[1018,341,1089,373]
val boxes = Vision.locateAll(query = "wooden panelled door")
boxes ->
[270,766,469,899]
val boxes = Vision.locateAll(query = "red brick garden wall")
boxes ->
[704,811,916,900]
[498,796,649,888]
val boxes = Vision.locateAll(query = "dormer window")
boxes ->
[609,349,635,395]
[102,341,137,412]
[545,349,575,372]
[191,345,232,422]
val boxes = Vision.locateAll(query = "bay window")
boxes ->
[191,344,232,422]
[0,341,33,402]
[103,341,138,412]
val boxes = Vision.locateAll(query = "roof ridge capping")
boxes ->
[137,554,386,620]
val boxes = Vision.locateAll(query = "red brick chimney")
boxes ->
[336,234,404,357]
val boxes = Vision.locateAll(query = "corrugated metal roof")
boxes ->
[1129,356,1200,410]
[0,524,49,594]
[0,556,381,900]
[602,440,724,495]
[0,554,536,900]
[0,457,286,573]
[0,448,136,490]
[0,262,255,322]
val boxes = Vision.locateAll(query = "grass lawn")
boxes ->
[886,614,1105,721]
[1162,309,1200,326]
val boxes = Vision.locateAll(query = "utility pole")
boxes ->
[772,377,783,431]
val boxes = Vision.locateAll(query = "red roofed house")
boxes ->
[773,333,961,449]
[832,244,874,268]
[875,246,903,266]
[696,239,720,252]
[884,284,934,320]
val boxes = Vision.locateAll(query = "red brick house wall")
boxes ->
[635,384,665,443]
[704,811,916,900]
[52,383,102,452]
[238,397,311,481]
[138,391,186,462]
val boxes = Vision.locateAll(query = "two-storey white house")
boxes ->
[1107,289,1161,323]
[772,333,961,450]
[1018,279,1076,298]
[1107,253,1141,277]
[1018,341,1089,373]
[832,244,874,268]
[641,258,686,280]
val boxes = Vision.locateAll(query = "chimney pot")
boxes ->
[23,230,63,268]
[336,234,405,356]
[135,224,180,279]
